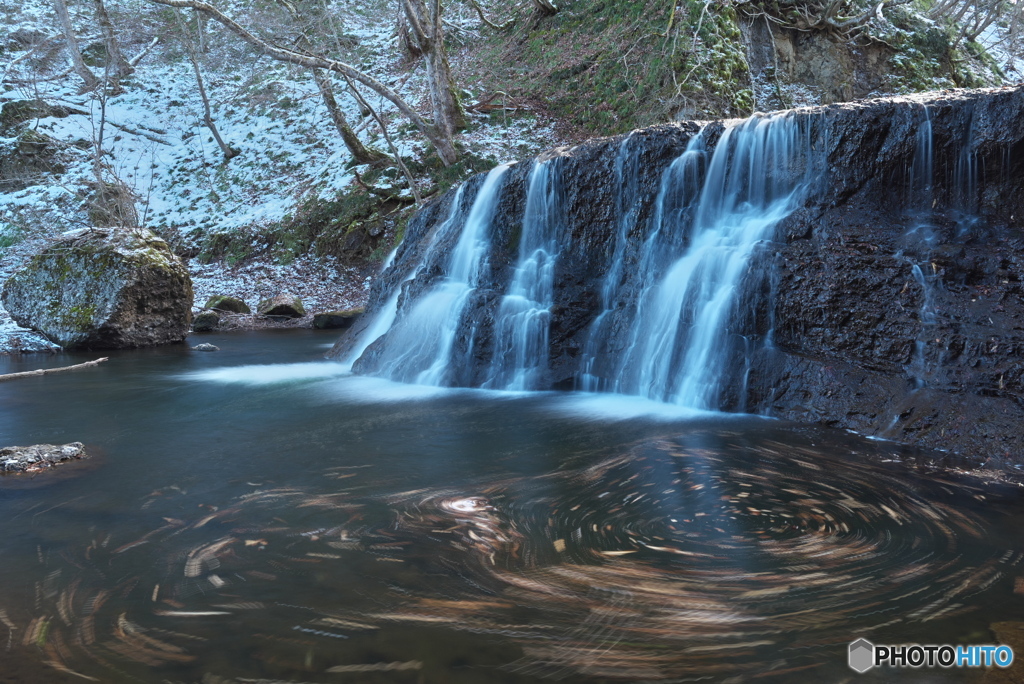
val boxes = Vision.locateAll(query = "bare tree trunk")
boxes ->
[402,0,466,138]
[196,9,207,52]
[530,0,559,15]
[176,10,238,162]
[311,68,388,164]
[92,0,133,89]
[396,2,423,60]
[52,0,99,91]
[341,73,422,204]
[147,0,458,165]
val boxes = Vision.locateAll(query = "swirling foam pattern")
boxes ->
[17,437,1023,682]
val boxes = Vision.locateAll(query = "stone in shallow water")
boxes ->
[204,295,250,314]
[1,227,193,349]
[192,343,220,352]
[0,442,88,473]
[313,308,364,329]
[192,310,220,332]
[257,294,304,318]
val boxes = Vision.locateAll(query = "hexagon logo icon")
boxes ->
[849,638,875,673]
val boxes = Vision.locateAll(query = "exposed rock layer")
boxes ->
[335,86,1024,463]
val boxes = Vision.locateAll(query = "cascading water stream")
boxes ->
[903,109,941,390]
[486,159,562,390]
[906,107,936,244]
[340,186,467,370]
[348,114,816,411]
[954,109,980,234]
[910,262,939,388]
[614,113,813,408]
[365,164,510,385]
[578,133,642,392]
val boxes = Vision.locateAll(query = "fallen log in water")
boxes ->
[0,357,108,382]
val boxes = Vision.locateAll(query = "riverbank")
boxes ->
[0,247,373,353]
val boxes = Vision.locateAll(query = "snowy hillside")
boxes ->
[1,0,1021,351]
[0,0,561,347]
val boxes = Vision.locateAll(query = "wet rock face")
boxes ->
[2,227,193,349]
[342,86,1024,462]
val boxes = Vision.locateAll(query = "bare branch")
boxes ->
[146,0,457,165]
[342,73,423,204]
[464,0,516,29]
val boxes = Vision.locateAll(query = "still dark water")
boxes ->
[1,331,1022,683]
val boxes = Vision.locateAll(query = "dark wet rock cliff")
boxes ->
[334,86,1024,464]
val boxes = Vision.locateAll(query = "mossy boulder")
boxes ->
[257,294,305,318]
[313,308,364,329]
[204,294,250,313]
[0,99,75,133]
[1,227,193,349]
[192,309,220,332]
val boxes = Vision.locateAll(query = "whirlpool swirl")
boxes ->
[16,434,1024,682]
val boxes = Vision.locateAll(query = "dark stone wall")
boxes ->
[333,86,1024,463]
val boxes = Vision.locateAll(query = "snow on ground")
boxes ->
[0,0,565,351]
[978,21,1024,82]
[189,253,369,314]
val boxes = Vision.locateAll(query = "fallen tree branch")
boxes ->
[0,357,108,382]
[129,36,161,67]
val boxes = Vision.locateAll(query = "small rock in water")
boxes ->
[192,310,220,332]
[192,343,220,352]
[0,442,88,473]
[257,294,305,318]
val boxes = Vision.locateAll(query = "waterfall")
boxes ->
[367,165,510,384]
[954,109,979,234]
[612,113,812,408]
[907,108,935,241]
[346,112,815,411]
[903,108,940,388]
[578,133,643,392]
[486,159,562,390]
[340,186,467,370]
[910,262,938,388]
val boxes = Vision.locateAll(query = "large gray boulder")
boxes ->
[2,227,193,349]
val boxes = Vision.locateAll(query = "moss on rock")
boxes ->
[1,227,193,349]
